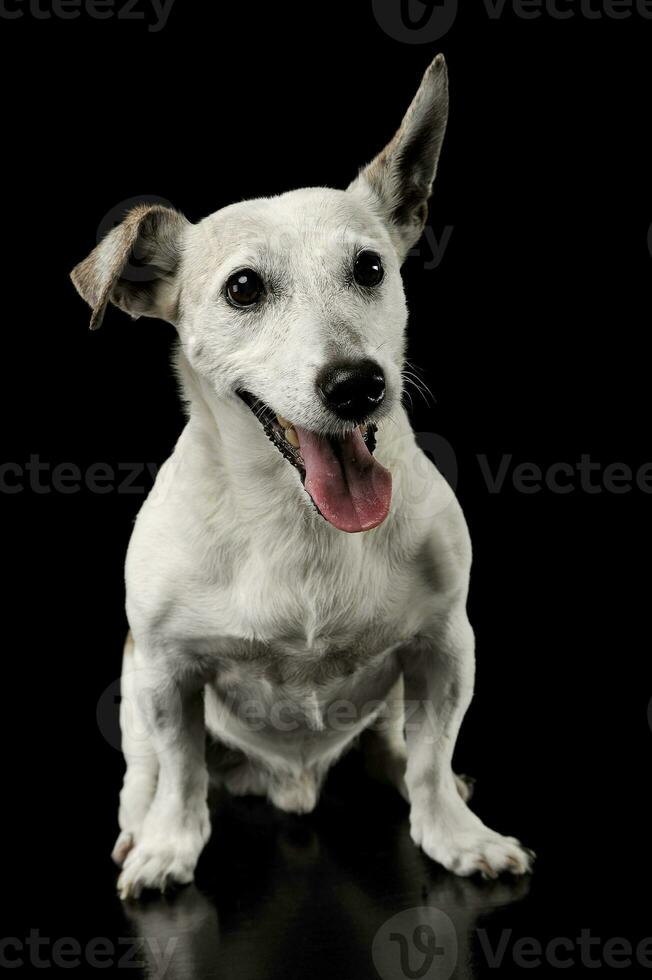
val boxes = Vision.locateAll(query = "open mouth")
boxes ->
[238,391,392,533]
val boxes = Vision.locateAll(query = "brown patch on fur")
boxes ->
[70,204,184,330]
[353,55,449,254]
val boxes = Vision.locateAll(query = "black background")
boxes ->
[2,1,651,977]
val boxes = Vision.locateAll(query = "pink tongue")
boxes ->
[294,426,392,533]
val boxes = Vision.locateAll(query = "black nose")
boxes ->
[317,359,386,422]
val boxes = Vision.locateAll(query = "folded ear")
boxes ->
[70,204,189,330]
[349,54,449,261]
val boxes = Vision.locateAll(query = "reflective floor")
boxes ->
[78,751,588,980]
[123,796,525,979]
[10,731,645,979]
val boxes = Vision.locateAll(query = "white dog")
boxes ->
[72,55,533,900]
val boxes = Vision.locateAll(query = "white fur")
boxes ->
[71,56,533,899]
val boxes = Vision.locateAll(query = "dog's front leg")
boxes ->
[117,658,210,900]
[400,610,534,878]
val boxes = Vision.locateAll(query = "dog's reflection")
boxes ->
[123,788,530,980]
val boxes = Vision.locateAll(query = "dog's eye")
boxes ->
[225,269,265,308]
[353,251,384,288]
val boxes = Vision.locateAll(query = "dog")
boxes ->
[71,55,534,900]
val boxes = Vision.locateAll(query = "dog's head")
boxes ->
[71,56,448,533]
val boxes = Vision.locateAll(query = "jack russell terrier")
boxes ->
[72,54,534,900]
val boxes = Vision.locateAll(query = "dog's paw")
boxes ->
[117,805,211,901]
[429,829,534,879]
[411,802,534,879]
[117,838,201,900]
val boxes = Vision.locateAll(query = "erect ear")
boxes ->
[70,204,189,330]
[349,54,449,261]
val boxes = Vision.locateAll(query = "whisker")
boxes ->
[402,366,436,407]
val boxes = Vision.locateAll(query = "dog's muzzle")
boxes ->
[237,390,392,534]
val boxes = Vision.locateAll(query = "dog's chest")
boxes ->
[203,558,412,738]
[189,530,429,685]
